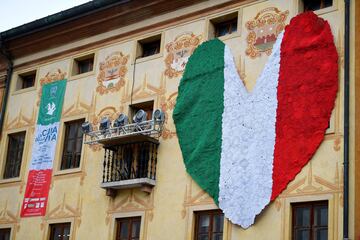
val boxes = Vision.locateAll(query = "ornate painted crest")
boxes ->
[164,33,202,78]
[245,7,289,58]
[37,69,67,106]
[96,51,129,95]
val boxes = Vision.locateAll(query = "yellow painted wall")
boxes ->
[0,0,353,239]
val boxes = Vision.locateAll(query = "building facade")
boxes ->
[0,0,358,239]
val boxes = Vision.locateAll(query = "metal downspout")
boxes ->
[0,38,13,138]
[343,0,350,239]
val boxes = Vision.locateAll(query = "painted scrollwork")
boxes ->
[245,7,288,58]
[97,51,129,95]
[164,33,202,78]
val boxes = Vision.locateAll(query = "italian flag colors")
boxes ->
[173,12,338,228]
[21,80,67,217]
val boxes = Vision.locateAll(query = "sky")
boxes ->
[0,0,91,32]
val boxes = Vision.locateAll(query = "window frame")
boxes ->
[194,209,224,240]
[207,11,240,40]
[115,216,141,240]
[49,222,71,240]
[60,119,85,171]
[291,200,328,240]
[0,227,11,240]
[69,52,96,79]
[135,34,163,61]
[2,131,26,180]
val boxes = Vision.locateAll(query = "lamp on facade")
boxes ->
[99,117,111,135]
[153,109,165,123]
[81,121,93,134]
[113,113,129,127]
[133,109,147,123]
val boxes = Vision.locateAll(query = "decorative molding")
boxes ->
[62,92,92,118]
[160,91,177,140]
[181,176,214,219]
[164,33,202,78]
[245,7,289,58]
[106,189,154,239]
[41,193,82,240]
[4,108,36,131]
[97,51,129,95]
[0,200,20,239]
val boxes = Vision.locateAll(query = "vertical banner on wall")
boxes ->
[21,80,67,217]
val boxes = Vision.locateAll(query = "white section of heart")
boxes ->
[218,32,284,228]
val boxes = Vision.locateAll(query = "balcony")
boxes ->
[82,109,164,196]
[101,135,158,195]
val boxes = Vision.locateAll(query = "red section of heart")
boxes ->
[271,12,338,200]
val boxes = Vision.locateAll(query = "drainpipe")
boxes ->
[0,37,13,138]
[343,0,350,239]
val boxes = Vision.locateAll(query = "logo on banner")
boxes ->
[46,102,56,116]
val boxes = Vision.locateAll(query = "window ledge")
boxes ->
[68,70,95,81]
[0,177,22,185]
[216,31,241,42]
[12,86,36,95]
[53,167,82,177]
[135,52,163,64]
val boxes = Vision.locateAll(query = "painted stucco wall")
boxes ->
[0,0,353,239]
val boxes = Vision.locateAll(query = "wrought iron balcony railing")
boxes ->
[100,135,159,193]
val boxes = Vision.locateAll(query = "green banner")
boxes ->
[37,80,67,125]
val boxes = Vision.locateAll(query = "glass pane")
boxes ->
[295,207,311,227]
[231,23,237,34]
[63,224,71,240]
[213,214,224,232]
[132,221,141,238]
[314,228,328,240]
[217,25,229,37]
[0,228,11,240]
[66,140,75,152]
[295,229,310,240]
[51,226,63,240]
[314,206,328,226]
[198,234,209,240]
[212,233,223,240]
[120,222,129,238]
[198,215,210,233]
[68,125,77,139]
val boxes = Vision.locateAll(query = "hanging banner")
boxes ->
[21,80,67,217]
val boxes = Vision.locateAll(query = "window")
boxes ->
[137,35,161,58]
[49,223,71,240]
[209,12,238,39]
[194,210,224,240]
[116,217,141,240]
[72,54,94,76]
[292,201,328,240]
[300,0,333,11]
[17,71,36,90]
[130,101,154,121]
[3,131,26,179]
[61,119,84,170]
[0,228,11,240]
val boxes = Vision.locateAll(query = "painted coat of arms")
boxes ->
[245,7,289,58]
[164,33,202,78]
[97,51,129,95]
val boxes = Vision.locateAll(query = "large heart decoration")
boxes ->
[173,12,338,228]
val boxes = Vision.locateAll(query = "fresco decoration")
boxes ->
[160,92,177,140]
[97,51,130,95]
[245,7,289,58]
[89,106,120,152]
[164,33,202,78]
[37,69,67,106]
[173,12,338,228]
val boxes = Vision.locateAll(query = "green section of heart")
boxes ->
[173,39,225,204]
[38,80,67,125]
